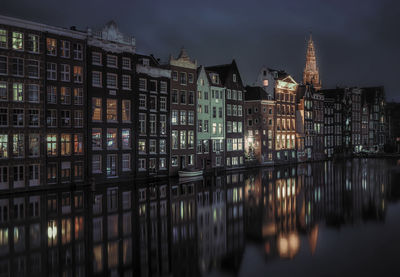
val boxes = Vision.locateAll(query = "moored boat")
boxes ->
[178,168,203,178]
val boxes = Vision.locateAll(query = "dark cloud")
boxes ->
[2,0,400,100]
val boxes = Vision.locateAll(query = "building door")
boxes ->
[180,156,186,170]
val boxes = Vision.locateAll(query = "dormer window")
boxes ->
[233,74,237,83]
[142,58,149,66]
[211,74,219,84]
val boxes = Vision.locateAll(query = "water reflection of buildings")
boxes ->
[245,159,389,261]
[0,172,245,276]
[0,160,392,276]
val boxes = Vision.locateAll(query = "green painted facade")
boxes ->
[196,66,225,169]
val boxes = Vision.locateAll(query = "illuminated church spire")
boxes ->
[303,33,321,90]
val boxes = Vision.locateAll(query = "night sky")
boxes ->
[2,0,400,101]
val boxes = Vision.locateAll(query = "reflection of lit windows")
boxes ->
[47,220,57,246]
[93,245,103,273]
[108,241,119,268]
[75,216,84,240]
[61,218,71,244]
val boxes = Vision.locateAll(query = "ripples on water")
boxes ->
[0,158,399,276]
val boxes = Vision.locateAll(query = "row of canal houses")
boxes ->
[0,15,387,192]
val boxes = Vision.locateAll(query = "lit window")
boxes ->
[106,99,117,122]
[0,134,8,158]
[73,88,83,105]
[0,30,7,48]
[73,134,83,154]
[13,83,23,102]
[92,128,102,150]
[46,38,57,55]
[121,129,131,149]
[60,40,70,58]
[107,129,117,149]
[73,66,83,83]
[12,134,24,157]
[138,139,146,153]
[60,87,71,104]
[61,134,71,156]
[46,134,57,156]
[92,98,102,121]
[12,32,23,50]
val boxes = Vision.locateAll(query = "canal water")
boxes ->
[1,158,399,276]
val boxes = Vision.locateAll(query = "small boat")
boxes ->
[178,168,203,178]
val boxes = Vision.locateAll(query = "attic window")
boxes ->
[142,58,149,66]
[263,80,269,87]
[233,74,237,82]
[263,70,267,76]
[211,74,219,84]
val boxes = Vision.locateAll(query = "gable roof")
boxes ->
[205,59,242,86]
[245,86,271,101]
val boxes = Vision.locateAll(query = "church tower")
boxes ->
[303,34,322,90]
